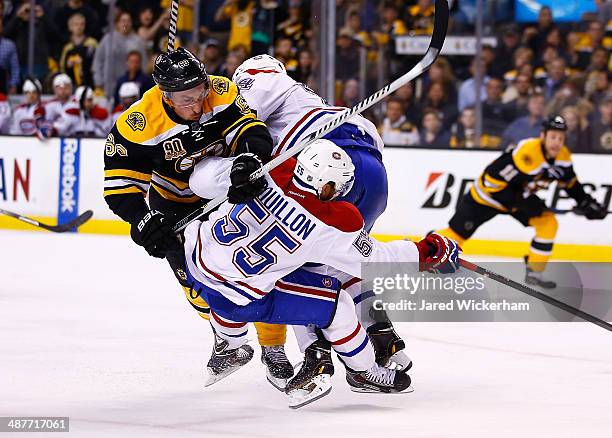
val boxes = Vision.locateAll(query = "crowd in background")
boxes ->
[0,0,611,153]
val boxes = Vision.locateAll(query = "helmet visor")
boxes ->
[166,83,208,108]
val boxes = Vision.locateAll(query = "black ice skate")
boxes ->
[346,364,413,394]
[285,340,334,409]
[367,322,412,371]
[261,345,294,391]
[524,256,556,289]
[204,334,254,387]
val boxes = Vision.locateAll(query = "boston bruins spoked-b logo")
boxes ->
[126,111,146,131]
[175,141,227,172]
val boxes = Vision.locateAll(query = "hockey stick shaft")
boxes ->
[172,0,451,233]
[167,0,180,52]
[0,208,93,233]
[459,258,612,333]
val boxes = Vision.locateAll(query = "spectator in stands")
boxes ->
[59,13,97,88]
[274,37,298,74]
[200,39,224,76]
[540,57,567,100]
[503,47,536,83]
[546,80,593,122]
[503,73,534,117]
[337,78,360,108]
[54,0,99,43]
[458,57,489,112]
[450,106,478,149]
[523,5,555,56]
[481,77,513,147]
[379,97,418,146]
[220,50,244,79]
[0,18,19,94]
[501,93,546,149]
[113,51,154,105]
[588,93,612,153]
[419,81,457,131]
[405,0,434,36]
[112,81,140,124]
[492,24,521,79]
[419,108,451,148]
[585,69,610,107]
[71,85,111,138]
[336,29,359,82]
[340,10,371,48]
[5,1,58,81]
[392,82,419,125]
[423,57,456,105]
[93,11,146,100]
[561,105,590,153]
[586,46,610,73]
[374,1,407,45]
[289,48,313,84]
[215,0,256,54]
[9,78,44,136]
[160,0,194,42]
[575,20,608,70]
[276,3,305,49]
[137,7,170,55]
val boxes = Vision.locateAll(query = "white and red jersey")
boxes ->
[185,157,419,306]
[0,94,11,134]
[111,104,128,125]
[9,102,45,135]
[233,69,383,154]
[44,97,81,136]
[65,106,111,138]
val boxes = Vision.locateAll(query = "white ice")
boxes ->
[1,231,611,438]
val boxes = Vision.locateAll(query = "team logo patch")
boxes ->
[522,155,532,166]
[211,77,230,95]
[235,94,251,114]
[126,111,146,131]
[176,269,187,281]
[236,77,254,90]
[322,278,333,288]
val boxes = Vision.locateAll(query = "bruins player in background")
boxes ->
[438,116,607,288]
[103,47,293,385]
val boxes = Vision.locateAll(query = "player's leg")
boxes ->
[436,193,499,246]
[254,322,293,390]
[513,210,558,288]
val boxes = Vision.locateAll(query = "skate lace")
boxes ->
[365,365,395,386]
[265,346,290,364]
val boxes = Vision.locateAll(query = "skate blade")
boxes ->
[385,351,413,372]
[350,384,414,394]
[266,371,288,392]
[287,374,332,409]
[204,364,245,387]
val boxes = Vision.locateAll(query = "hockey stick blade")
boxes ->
[172,0,451,234]
[0,208,94,233]
[459,258,612,333]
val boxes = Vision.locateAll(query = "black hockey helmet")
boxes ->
[152,47,209,93]
[542,115,567,132]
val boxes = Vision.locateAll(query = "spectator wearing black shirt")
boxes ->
[523,6,555,57]
[588,93,612,153]
[419,81,458,131]
[419,108,451,148]
[200,39,224,76]
[113,51,154,105]
[59,13,97,88]
[336,29,359,82]
[289,48,313,84]
[482,77,514,147]
[491,25,521,79]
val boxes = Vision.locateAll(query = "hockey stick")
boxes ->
[0,208,94,233]
[167,0,180,52]
[459,258,612,333]
[172,0,451,233]
[550,207,611,216]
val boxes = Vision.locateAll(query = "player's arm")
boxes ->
[103,124,152,223]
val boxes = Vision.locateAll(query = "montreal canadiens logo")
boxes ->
[323,278,333,288]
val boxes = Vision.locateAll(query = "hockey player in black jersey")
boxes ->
[103,47,291,382]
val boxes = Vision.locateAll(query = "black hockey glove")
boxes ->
[130,210,180,258]
[575,195,608,220]
[520,195,547,217]
[227,153,268,204]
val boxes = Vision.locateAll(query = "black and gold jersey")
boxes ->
[469,138,586,212]
[103,75,272,223]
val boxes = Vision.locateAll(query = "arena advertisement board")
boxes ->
[515,0,597,23]
[373,148,612,249]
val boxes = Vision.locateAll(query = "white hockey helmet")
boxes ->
[52,73,72,88]
[232,54,287,82]
[294,139,355,200]
[23,78,42,94]
[119,81,140,99]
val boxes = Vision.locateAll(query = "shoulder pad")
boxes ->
[512,138,545,174]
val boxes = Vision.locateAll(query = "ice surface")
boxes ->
[1,231,611,437]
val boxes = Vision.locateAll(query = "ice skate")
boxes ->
[346,364,414,394]
[524,256,556,289]
[261,345,294,391]
[367,322,412,371]
[285,340,334,409]
[204,334,254,387]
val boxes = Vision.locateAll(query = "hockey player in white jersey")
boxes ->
[184,140,461,407]
[232,54,411,377]
[44,74,80,134]
[9,78,45,136]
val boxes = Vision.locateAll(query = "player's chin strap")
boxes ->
[171,0,452,234]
